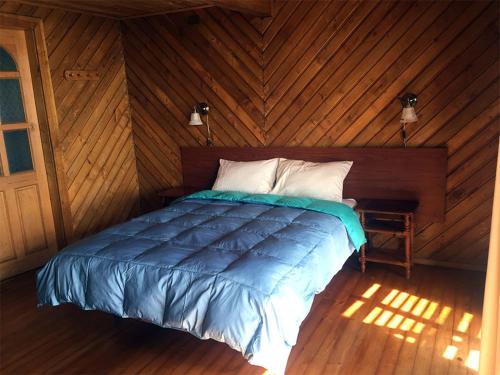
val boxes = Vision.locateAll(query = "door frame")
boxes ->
[0,12,73,247]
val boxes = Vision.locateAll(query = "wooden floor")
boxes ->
[0,259,484,375]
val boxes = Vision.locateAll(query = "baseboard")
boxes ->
[413,257,486,272]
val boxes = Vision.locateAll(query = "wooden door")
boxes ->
[0,28,57,280]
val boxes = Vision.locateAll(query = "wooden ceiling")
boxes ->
[12,0,273,19]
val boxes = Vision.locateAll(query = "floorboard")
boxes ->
[0,259,485,374]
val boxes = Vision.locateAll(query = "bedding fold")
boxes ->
[181,190,366,250]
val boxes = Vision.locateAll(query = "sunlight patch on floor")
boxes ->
[457,312,474,333]
[340,283,481,372]
[381,289,399,305]
[401,295,419,312]
[400,317,415,331]
[374,310,393,326]
[362,306,382,324]
[390,291,409,309]
[422,301,438,319]
[412,298,429,316]
[435,306,452,325]
[393,333,416,343]
[465,349,480,371]
[362,283,381,298]
[443,345,458,360]
[341,300,364,318]
[412,322,425,334]
[387,314,404,329]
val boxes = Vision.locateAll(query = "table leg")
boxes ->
[360,244,366,273]
[405,214,411,279]
[360,212,366,273]
[410,213,414,266]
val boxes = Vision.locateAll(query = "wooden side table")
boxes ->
[356,199,418,279]
[157,187,198,207]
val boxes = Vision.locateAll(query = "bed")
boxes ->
[37,191,364,374]
[37,147,446,374]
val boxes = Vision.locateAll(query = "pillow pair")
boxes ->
[212,158,353,203]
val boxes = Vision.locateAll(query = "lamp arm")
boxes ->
[205,113,213,146]
[400,119,407,148]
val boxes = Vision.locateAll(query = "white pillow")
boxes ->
[212,158,279,194]
[271,159,353,202]
[342,198,357,209]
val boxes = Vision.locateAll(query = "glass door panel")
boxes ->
[4,129,33,173]
[0,45,32,174]
[0,47,17,71]
[0,79,26,124]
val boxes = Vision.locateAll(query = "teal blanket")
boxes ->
[182,190,366,250]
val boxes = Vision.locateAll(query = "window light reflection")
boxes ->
[375,310,393,326]
[457,312,474,333]
[443,345,458,360]
[393,333,416,343]
[401,295,418,312]
[435,306,452,325]
[363,307,383,324]
[400,318,415,331]
[422,301,438,320]
[362,283,381,299]
[342,300,364,318]
[465,350,480,371]
[412,298,429,316]
[390,292,409,309]
[412,322,425,334]
[381,289,399,305]
[339,282,480,373]
[387,314,404,329]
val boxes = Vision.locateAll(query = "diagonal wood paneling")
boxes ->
[0,2,141,240]
[123,0,499,270]
[122,7,266,212]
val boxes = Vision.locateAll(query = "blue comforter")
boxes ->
[37,194,361,374]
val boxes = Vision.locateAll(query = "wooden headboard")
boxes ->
[181,147,447,223]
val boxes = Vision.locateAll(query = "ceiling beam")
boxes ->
[120,4,214,20]
[12,0,120,19]
[209,0,273,17]
[10,0,274,19]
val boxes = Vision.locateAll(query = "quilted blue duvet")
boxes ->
[37,194,359,374]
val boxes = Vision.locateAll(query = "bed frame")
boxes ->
[181,147,447,223]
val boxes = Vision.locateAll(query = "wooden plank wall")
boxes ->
[0,2,140,241]
[122,0,499,270]
[121,8,266,205]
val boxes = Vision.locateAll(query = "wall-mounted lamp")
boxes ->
[189,102,213,146]
[399,93,418,148]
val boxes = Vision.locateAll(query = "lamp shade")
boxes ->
[189,111,203,126]
[401,107,418,123]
